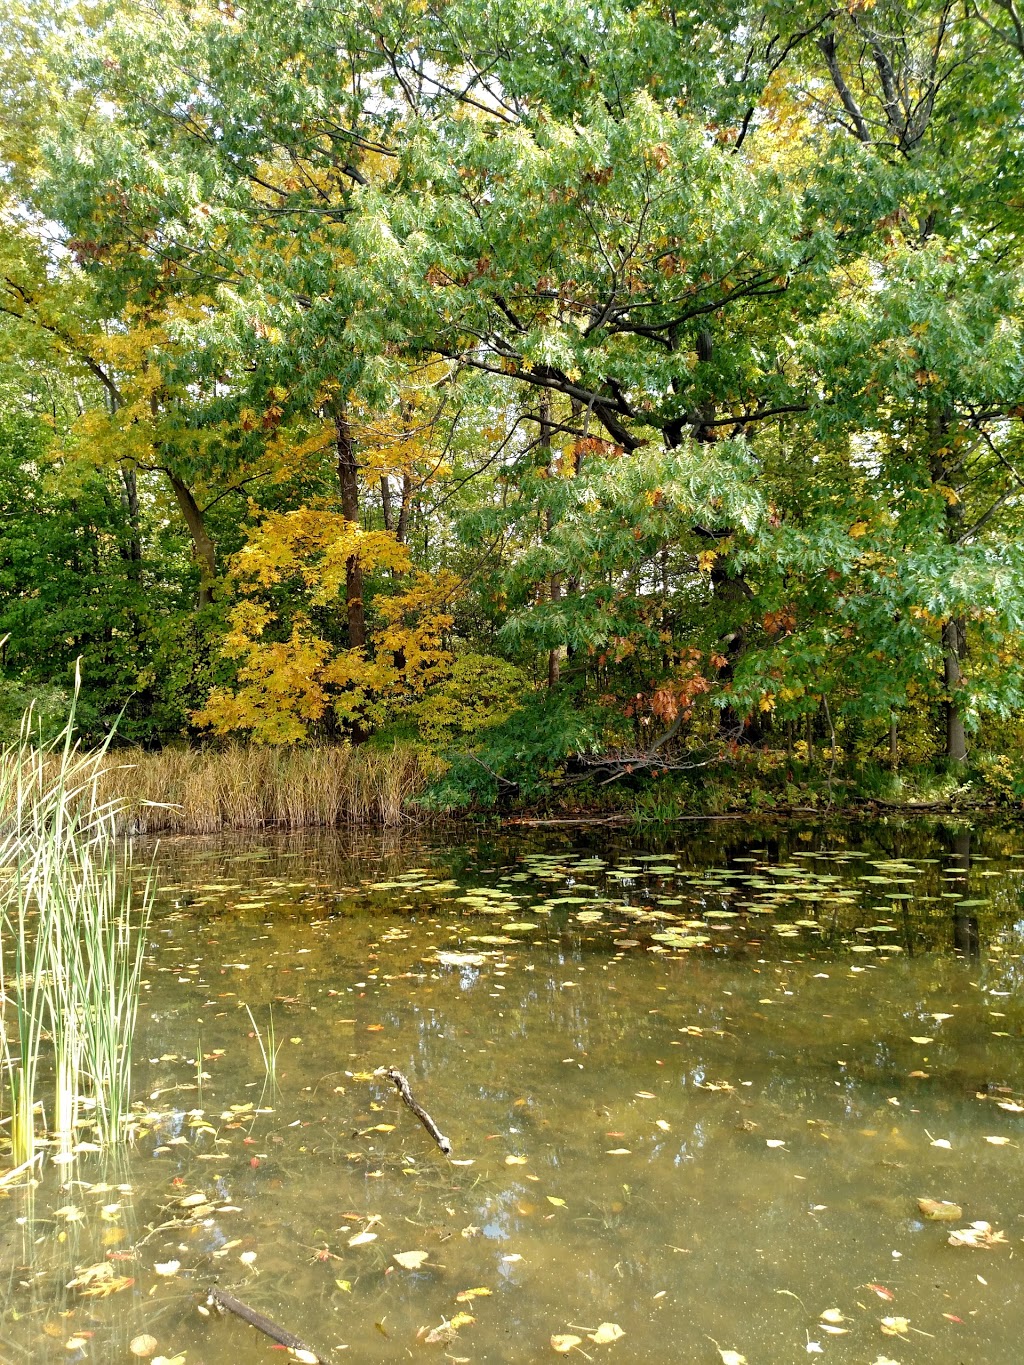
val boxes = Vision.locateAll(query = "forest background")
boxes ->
[2,0,1024,821]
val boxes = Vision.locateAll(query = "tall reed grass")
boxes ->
[0,696,153,1163]
[85,741,429,834]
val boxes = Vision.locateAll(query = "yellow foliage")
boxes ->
[195,509,459,742]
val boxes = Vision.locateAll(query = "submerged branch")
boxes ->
[379,1066,452,1154]
[206,1286,324,1362]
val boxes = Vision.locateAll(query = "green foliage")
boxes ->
[2,0,1024,803]
[415,654,531,749]
[420,692,608,810]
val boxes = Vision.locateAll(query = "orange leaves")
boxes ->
[570,436,623,463]
[632,649,714,727]
[763,608,796,637]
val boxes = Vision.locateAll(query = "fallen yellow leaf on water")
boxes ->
[983,1135,1011,1146]
[347,1232,377,1247]
[910,1037,933,1045]
[505,1155,528,1165]
[605,1148,632,1155]
[917,1197,962,1221]
[393,1251,429,1270]
[153,1261,180,1277]
[293,1352,318,1364]
[151,1356,186,1365]
[588,1322,625,1344]
[997,1101,1024,1113]
[715,1350,747,1365]
[765,1139,786,1149]
[546,1196,566,1207]
[551,1335,582,1354]
[455,1287,492,1303]
[655,1119,670,1131]
[880,1316,910,1336]
[819,1309,845,1324]
[129,1336,158,1359]
[930,1137,952,1149]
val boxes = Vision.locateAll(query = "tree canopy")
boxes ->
[2,0,1024,800]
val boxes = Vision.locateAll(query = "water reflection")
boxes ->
[2,819,1024,1361]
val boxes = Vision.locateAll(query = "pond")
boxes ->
[3,817,1024,1364]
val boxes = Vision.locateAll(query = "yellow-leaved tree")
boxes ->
[194,506,459,742]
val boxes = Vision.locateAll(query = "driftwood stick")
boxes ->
[382,1066,452,1154]
[206,1286,323,1361]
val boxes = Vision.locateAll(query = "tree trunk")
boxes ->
[540,393,564,688]
[119,464,143,568]
[380,475,394,533]
[396,473,412,544]
[168,473,216,607]
[943,616,968,762]
[333,402,366,651]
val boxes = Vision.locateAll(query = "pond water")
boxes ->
[3,818,1024,1364]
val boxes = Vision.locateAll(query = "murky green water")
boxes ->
[3,818,1024,1364]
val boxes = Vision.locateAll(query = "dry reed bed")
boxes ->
[83,743,429,833]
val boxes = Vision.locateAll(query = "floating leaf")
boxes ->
[505,1155,528,1165]
[984,1135,1011,1146]
[552,1335,582,1353]
[948,1221,1007,1249]
[455,1287,492,1303]
[130,1336,158,1359]
[153,1261,180,1277]
[917,1198,962,1221]
[546,1196,566,1207]
[588,1322,625,1344]
[393,1251,429,1270]
[819,1309,845,1324]
[880,1316,910,1336]
[347,1232,377,1247]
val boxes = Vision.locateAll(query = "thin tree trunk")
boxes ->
[119,464,142,567]
[396,473,412,544]
[540,393,563,688]
[333,402,366,651]
[380,475,394,533]
[168,473,216,608]
[943,616,968,762]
